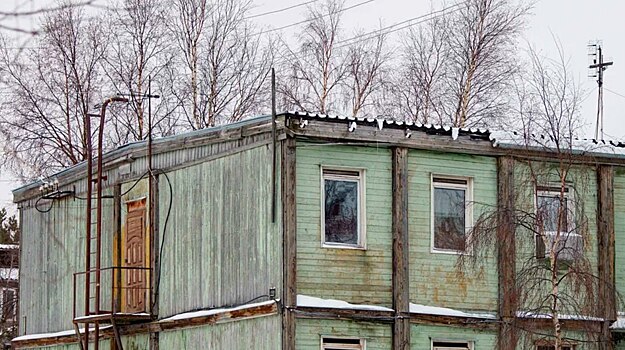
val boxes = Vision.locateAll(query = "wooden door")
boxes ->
[125,201,146,313]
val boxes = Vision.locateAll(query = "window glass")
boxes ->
[324,178,359,245]
[433,185,467,251]
[537,193,568,232]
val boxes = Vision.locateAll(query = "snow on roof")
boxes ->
[0,244,18,250]
[489,130,625,157]
[13,325,111,342]
[409,303,496,319]
[297,294,393,312]
[516,311,603,322]
[159,300,277,322]
[611,313,625,330]
[0,268,18,281]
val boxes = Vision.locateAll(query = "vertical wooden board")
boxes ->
[157,145,282,318]
[121,333,150,350]
[295,318,392,350]
[613,168,625,310]
[158,314,281,349]
[407,150,498,312]
[410,324,496,349]
[296,143,393,306]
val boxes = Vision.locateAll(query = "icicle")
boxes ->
[376,119,384,130]
[451,127,459,140]
[348,121,357,132]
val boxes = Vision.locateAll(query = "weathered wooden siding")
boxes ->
[410,324,496,349]
[19,192,114,335]
[296,144,393,306]
[408,150,498,312]
[159,314,281,349]
[614,168,625,307]
[296,318,391,349]
[157,144,282,317]
[21,339,111,350]
[121,333,150,350]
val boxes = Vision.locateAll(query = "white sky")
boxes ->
[0,0,624,212]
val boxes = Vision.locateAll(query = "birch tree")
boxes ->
[395,0,529,127]
[170,0,273,129]
[460,47,609,349]
[0,4,108,179]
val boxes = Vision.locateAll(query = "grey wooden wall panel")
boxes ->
[157,144,283,318]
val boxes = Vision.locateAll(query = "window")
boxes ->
[322,337,364,350]
[432,340,473,350]
[536,344,574,350]
[322,168,365,248]
[535,186,582,261]
[432,176,472,252]
[2,288,15,320]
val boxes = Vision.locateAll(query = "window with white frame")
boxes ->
[432,176,472,252]
[322,337,365,350]
[535,185,582,261]
[432,340,473,350]
[322,168,365,248]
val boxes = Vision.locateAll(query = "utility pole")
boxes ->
[588,43,613,140]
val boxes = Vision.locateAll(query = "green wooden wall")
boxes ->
[296,318,391,349]
[296,144,393,306]
[157,144,282,318]
[407,150,498,312]
[159,314,281,349]
[411,324,497,349]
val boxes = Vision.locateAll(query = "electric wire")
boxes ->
[245,0,318,20]
[153,170,173,311]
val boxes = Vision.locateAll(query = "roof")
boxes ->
[12,111,625,202]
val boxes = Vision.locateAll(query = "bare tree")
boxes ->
[0,4,108,180]
[395,0,529,127]
[341,27,389,117]
[103,0,177,144]
[460,46,610,349]
[279,0,348,114]
[394,14,448,123]
[170,0,273,129]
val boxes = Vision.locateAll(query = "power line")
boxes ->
[253,0,375,37]
[605,88,625,100]
[245,0,318,20]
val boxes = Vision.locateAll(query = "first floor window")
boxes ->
[432,176,471,252]
[432,340,473,350]
[537,345,574,350]
[322,168,364,248]
[2,288,15,320]
[322,337,364,350]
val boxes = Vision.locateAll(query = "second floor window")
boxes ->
[322,337,364,350]
[432,176,472,253]
[322,168,365,248]
[535,185,582,261]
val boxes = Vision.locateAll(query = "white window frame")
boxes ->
[321,167,366,249]
[535,185,580,260]
[431,339,474,350]
[321,336,365,350]
[430,175,473,254]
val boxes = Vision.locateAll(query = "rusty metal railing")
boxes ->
[73,266,152,322]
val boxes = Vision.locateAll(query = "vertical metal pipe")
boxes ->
[271,68,277,223]
[84,108,93,350]
[95,97,127,350]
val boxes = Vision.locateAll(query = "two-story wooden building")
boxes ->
[11,112,625,349]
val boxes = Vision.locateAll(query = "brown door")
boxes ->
[125,201,146,313]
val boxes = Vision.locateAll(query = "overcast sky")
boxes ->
[0,0,623,211]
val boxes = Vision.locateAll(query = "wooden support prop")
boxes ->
[392,147,410,350]
[597,165,615,350]
[497,156,517,350]
[282,137,297,350]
